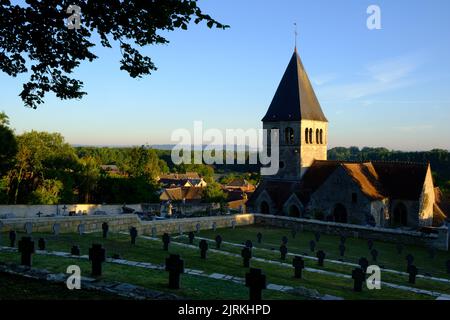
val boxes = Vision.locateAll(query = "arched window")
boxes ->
[393,203,408,227]
[305,128,309,144]
[316,129,319,144]
[260,201,270,215]
[271,127,279,143]
[289,205,301,218]
[309,128,313,144]
[320,129,323,144]
[333,203,348,223]
[285,127,294,144]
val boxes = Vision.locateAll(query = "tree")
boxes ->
[202,182,227,204]
[8,131,78,204]
[122,146,167,181]
[0,112,18,176]
[30,178,63,204]
[0,0,228,108]
[78,156,100,203]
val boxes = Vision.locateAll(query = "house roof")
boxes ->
[341,163,385,200]
[262,49,328,123]
[159,172,201,180]
[249,160,430,210]
[161,187,203,202]
[227,178,251,187]
[370,162,429,200]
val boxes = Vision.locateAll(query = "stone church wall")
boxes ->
[308,166,379,225]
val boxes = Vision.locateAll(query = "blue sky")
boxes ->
[1,0,450,150]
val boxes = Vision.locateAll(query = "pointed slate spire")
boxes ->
[262,49,327,122]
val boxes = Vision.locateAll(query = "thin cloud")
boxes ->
[312,73,337,86]
[393,124,434,132]
[317,53,424,102]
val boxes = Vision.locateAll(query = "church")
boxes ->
[249,48,447,229]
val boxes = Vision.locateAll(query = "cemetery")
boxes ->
[1,218,450,300]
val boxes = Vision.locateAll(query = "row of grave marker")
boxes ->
[0,220,440,259]
[5,230,450,300]
[3,221,449,285]
[2,220,448,272]
[9,234,436,300]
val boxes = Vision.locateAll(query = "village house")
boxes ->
[158,172,208,188]
[223,178,256,193]
[159,186,204,204]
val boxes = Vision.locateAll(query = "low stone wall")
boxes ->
[139,214,254,236]
[253,214,449,251]
[0,204,142,218]
[0,214,141,234]
[0,214,255,236]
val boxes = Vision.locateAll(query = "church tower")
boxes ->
[262,48,328,180]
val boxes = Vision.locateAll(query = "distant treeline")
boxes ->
[77,146,450,191]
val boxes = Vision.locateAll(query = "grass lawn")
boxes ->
[0,272,123,300]
[192,226,450,294]
[2,226,447,300]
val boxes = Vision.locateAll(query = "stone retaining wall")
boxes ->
[0,214,255,236]
[253,214,449,251]
[0,204,142,218]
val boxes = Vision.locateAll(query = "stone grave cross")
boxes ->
[215,235,222,249]
[352,267,365,292]
[18,237,35,267]
[316,250,326,266]
[102,222,109,239]
[38,238,46,251]
[293,256,305,279]
[9,230,16,247]
[199,239,208,259]
[280,244,288,260]
[241,246,252,268]
[165,254,185,289]
[89,244,106,276]
[130,227,138,245]
[358,257,369,273]
[188,231,195,245]
[245,268,267,301]
[162,233,171,251]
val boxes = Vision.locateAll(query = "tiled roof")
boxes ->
[250,160,430,210]
[371,162,429,200]
[341,163,385,200]
[159,172,201,180]
[161,187,203,201]
[227,178,251,187]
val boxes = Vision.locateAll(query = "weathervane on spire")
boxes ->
[294,22,298,49]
